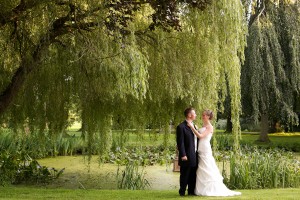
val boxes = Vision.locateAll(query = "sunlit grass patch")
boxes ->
[1,187,300,200]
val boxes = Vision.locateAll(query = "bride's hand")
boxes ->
[194,125,198,130]
[187,122,193,128]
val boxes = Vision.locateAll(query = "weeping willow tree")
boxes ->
[0,0,246,157]
[242,0,300,142]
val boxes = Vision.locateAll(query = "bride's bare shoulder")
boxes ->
[208,125,214,131]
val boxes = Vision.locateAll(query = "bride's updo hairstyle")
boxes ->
[204,109,214,120]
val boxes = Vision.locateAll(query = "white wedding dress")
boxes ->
[194,127,241,196]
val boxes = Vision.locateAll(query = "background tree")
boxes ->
[241,0,300,142]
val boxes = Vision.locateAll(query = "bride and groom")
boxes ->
[176,107,241,196]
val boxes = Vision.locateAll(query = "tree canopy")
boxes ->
[0,0,247,155]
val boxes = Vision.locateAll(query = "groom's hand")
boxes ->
[181,156,188,161]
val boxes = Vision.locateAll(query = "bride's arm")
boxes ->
[189,124,213,139]
[189,125,202,139]
[199,126,213,138]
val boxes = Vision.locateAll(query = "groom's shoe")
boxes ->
[178,189,185,196]
[179,190,185,196]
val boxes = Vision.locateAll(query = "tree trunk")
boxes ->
[0,37,50,116]
[258,113,270,142]
[0,66,27,114]
[225,114,233,133]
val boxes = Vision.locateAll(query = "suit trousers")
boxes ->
[179,160,197,195]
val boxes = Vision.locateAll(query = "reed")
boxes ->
[223,147,300,189]
[116,161,150,190]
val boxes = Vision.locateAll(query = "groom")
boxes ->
[176,107,198,196]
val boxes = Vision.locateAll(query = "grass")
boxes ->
[241,132,300,144]
[118,130,300,152]
[239,133,300,151]
[66,129,300,149]
[1,187,300,200]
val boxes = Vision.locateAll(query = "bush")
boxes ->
[213,133,300,152]
[109,146,175,166]
[271,142,300,152]
[240,118,260,132]
[212,133,234,151]
[0,151,64,186]
[0,130,84,159]
[0,130,176,165]
[215,119,227,130]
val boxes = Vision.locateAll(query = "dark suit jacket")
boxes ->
[176,121,197,167]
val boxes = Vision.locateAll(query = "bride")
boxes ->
[187,109,241,196]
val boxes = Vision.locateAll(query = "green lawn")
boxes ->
[66,129,300,148]
[67,122,300,149]
[241,132,300,143]
[1,187,300,200]
[239,133,300,152]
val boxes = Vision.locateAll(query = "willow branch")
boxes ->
[0,0,41,27]
[248,0,265,27]
[0,9,101,115]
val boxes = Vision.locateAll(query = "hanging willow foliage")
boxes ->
[140,0,246,151]
[0,0,247,157]
[242,1,300,137]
